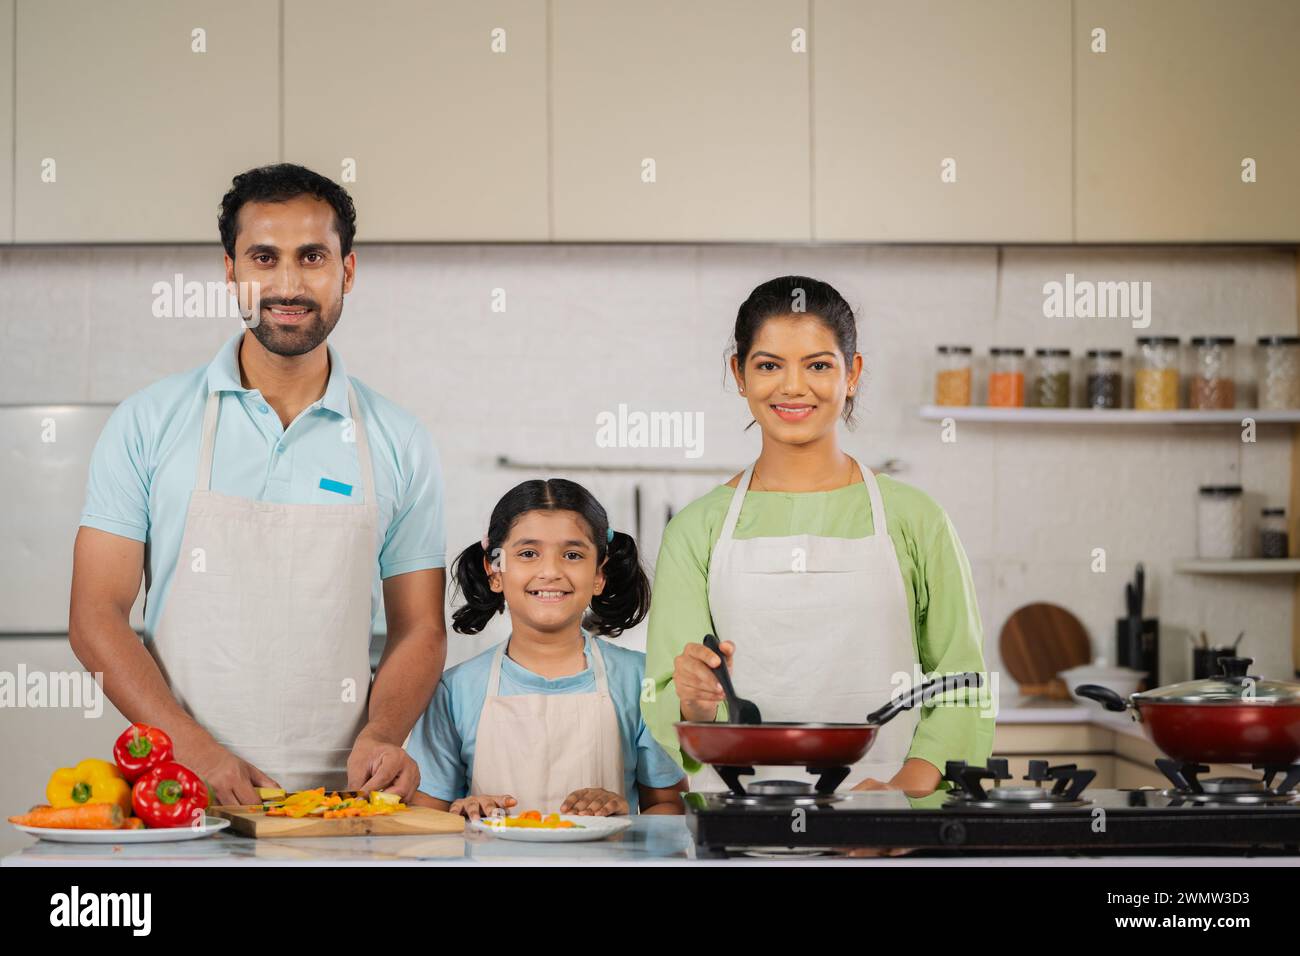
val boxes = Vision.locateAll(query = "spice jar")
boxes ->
[1258,335,1300,409]
[1084,349,1122,409]
[1135,336,1180,410]
[934,345,973,406]
[1261,508,1289,559]
[1030,348,1071,408]
[1188,336,1236,410]
[1197,485,1245,559]
[987,347,1026,407]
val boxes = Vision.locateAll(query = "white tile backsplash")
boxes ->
[0,242,1294,681]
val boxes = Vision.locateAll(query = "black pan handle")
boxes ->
[867,672,983,726]
[702,634,741,725]
[1074,684,1130,712]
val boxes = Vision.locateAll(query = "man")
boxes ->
[69,164,446,805]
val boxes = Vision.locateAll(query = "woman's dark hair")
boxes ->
[218,163,358,258]
[450,479,652,638]
[730,275,860,428]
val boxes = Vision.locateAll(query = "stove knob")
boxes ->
[939,820,967,846]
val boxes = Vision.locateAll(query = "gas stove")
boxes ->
[684,758,1300,858]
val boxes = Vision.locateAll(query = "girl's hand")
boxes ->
[673,639,735,722]
[560,788,628,816]
[449,794,517,821]
[851,778,899,792]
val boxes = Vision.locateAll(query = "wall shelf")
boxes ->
[1173,559,1300,575]
[918,406,1300,425]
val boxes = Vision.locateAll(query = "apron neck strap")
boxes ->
[487,634,609,697]
[195,391,221,492]
[719,457,888,539]
[346,383,377,503]
[717,464,754,543]
[192,383,378,502]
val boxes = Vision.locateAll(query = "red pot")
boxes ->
[1075,657,1300,766]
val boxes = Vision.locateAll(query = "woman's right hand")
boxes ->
[673,639,735,722]
[449,794,517,821]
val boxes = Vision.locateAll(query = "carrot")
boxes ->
[9,803,125,829]
[121,817,146,830]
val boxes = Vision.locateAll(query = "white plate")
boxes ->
[470,814,632,843]
[11,815,230,844]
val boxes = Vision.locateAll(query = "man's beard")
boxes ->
[248,298,341,357]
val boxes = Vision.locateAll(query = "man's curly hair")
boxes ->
[218,164,357,258]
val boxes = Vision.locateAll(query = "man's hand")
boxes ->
[347,731,420,800]
[181,735,280,807]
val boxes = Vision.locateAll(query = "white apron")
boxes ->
[148,384,377,792]
[470,637,626,813]
[697,456,920,790]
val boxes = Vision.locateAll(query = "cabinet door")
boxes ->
[0,0,12,242]
[553,0,810,241]
[814,0,1072,242]
[284,0,548,241]
[15,0,278,242]
[1076,0,1300,242]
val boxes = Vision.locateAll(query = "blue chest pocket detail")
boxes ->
[319,477,353,497]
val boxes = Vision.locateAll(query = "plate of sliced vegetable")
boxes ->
[9,805,230,844]
[470,810,632,843]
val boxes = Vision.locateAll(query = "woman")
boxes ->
[408,479,686,818]
[643,276,993,794]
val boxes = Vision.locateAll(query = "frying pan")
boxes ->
[674,653,983,767]
[1076,657,1300,765]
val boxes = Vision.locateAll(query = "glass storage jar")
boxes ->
[1084,348,1122,409]
[1197,485,1245,560]
[1260,508,1289,559]
[934,345,973,406]
[1258,335,1300,409]
[987,347,1026,407]
[1031,348,1071,408]
[1135,336,1180,410]
[1188,336,1235,410]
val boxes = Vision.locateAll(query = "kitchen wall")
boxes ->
[1,241,1294,685]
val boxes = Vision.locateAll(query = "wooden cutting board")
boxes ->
[209,805,465,838]
[998,602,1092,700]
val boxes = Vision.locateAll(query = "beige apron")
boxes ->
[470,637,626,813]
[698,456,920,790]
[148,384,377,792]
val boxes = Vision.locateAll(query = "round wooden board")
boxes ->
[998,602,1092,698]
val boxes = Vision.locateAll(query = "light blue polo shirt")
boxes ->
[79,331,445,640]
[409,633,685,813]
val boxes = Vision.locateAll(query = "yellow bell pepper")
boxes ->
[46,758,132,814]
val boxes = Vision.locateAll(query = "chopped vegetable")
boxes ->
[488,810,581,829]
[262,788,410,819]
[46,759,132,815]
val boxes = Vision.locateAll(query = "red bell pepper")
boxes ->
[131,762,209,828]
[113,723,175,782]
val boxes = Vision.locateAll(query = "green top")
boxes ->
[642,473,995,778]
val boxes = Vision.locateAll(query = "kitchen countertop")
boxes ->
[996,696,1148,739]
[4,816,1298,867]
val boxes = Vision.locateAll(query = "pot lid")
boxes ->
[1135,658,1300,704]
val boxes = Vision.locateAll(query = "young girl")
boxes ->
[408,479,687,819]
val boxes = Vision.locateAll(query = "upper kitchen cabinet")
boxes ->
[1075,0,1300,242]
[0,1,13,243]
[284,0,548,242]
[14,0,279,243]
[552,0,810,241]
[813,0,1072,243]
